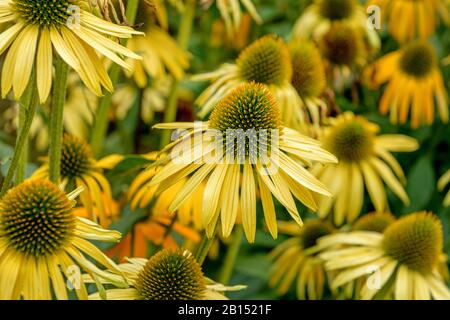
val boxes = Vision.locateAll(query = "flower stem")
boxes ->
[90,0,140,157]
[160,0,196,148]
[218,225,243,284]
[0,73,38,197]
[48,56,69,183]
[195,222,217,266]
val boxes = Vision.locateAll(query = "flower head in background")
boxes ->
[312,112,418,225]
[0,0,142,102]
[269,219,335,300]
[0,179,126,299]
[317,22,370,90]
[318,212,450,300]
[201,0,262,35]
[89,249,245,300]
[438,168,450,207]
[149,83,337,242]
[288,39,328,131]
[365,41,448,128]
[367,0,450,43]
[128,152,205,230]
[193,35,322,128]
[120,0,190,87]
[32,134,123,227]
[293,0,380,53]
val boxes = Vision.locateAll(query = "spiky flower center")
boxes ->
[12,0,78,27]
[237,35,293,86]
[61,135,93,179]
[399,42,436,78]
[136,249,206,300]
[353,212,396,233]
[325,118,374,163]
[318,0,357,20]
[209,83,281,159]
[289,40,326,98]
[300,220,334,249]
[383,212,443,273]
[0,180,75,258]
[320,23,362,66]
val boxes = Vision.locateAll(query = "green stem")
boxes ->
[218,225,243,284]
[0,75,38,197]
[15,82,34,184]
[160,0,196,148]
[195,223,217,266]
[90,0,140,157]
[48,57,69,183]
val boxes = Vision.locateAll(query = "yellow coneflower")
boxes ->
[193,35,320,128]
[32,134,122,227]
[367,0,450,43]
[365,41,448,128]
[338,211,397,299]
[89,249,245,300]
[312,112,418,225]
[148,82,337,242]
[112,77,171,125]
[114,0,190,87]
[318,22,369,90]
[107,215,201,262]
[288,39,328,130]
[0,179,126,300]
[438,168,450,207]
[128,152,205,230]
[201,0,262,35]
[0,0,142,103]
[318,212,450,300]
[292,0,380,52]
[268,220,335,300]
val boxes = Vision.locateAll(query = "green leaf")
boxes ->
[403,156,435,214]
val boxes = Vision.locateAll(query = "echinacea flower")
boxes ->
[288,39,327,130]
[0,179,126,299]
[318,212,450,300]
[148,82,337,242]
[338,211,397,299]
[367,0,450,43]
[317,22,369,90]
[292,0,380,52]
[89,249,245,300]
[32,134,122,227]
[312,112,418,225]
[193,35,321,128]
[121,0,190,87]
[365,41,448,128]
[201,0,262,35]
[0,0,142,102]
[269,219,335,300]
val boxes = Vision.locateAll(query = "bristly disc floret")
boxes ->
[353,212,396,233]
[399,42,436,78]
[237,35,293,86]
[324,117,375,163]
[300,220,334,249]
[61,134,93,179]
[318,0,357,20]
[12,0,79,27]
[0,180,75,257]
[289,40,326,98]
[320,23,363,66]
[136,249,206,300]
[382,212,443,273]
